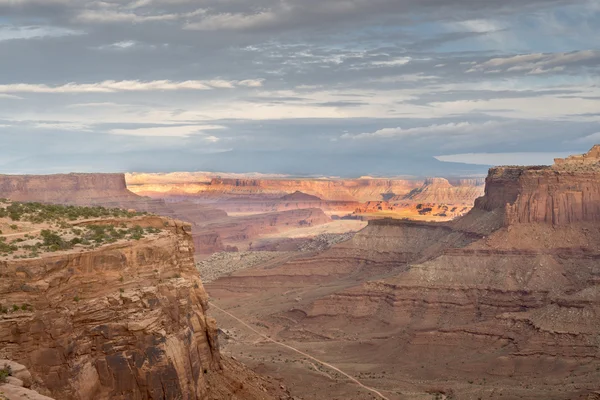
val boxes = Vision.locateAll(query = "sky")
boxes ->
[0,0,599,176]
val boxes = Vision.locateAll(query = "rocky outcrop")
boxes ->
[0,215,280,400]
[0,360,55,400]
[474,147,600,225]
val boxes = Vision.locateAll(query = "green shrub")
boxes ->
[0,364,12,383]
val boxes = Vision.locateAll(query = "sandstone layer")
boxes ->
[205,146,600,399]
[0,215,283,400]
[128,176,424,202]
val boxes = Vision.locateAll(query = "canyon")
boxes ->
[126,173,485,221]
[3,148,598,399]
[0,173,333,255]
[204,146,600,399]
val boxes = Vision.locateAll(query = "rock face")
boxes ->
[399,177,485,204]
[0,215,279,400]
[0,174,140,205]
[0,360,55,400]
[476,146,600,225]
[128,175,424,202]
[206,146,600,399]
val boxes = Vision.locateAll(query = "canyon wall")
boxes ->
[475,146,600,225]
[0,216,279,400]
[0,173,140,205]
[399,177,485,204]
[127,176,424,202]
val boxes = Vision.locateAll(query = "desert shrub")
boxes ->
[0,364,12,383]
[40,229,71,251]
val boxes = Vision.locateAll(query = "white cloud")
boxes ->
[97,40,138,50]
[452,19,504,33]
[33,122,92,131]
[341,121,503,140]
[76,10,179,23]
[467,50,600,74]
[109,124,225,137]
[204,135,220,143]
[0,79,264,94]
[66,102,126,108]
[0,25,82,41]
[0,94,21,99]
[185,11,278,30]
[370,57,412,67]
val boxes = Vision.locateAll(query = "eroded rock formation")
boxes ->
[0,215,281,400]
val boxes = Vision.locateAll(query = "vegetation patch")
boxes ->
[0,200,160,259]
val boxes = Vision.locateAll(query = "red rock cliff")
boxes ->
[0,173,139,205]
[0,216,278,400]
[474,146,600,225]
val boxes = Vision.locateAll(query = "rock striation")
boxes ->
[399,177,485,204]
[207,146,600,399]
[0,174,140,205]
[0,215,281,400]
[476,146,600,225]
[128,175,424,202]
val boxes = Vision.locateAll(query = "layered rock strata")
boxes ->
[207,146,600,399]
[0,215,279,400]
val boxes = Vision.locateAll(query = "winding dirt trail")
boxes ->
[209,301,391,400]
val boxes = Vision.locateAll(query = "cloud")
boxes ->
[467,50,600,74]
[185,11,279,31]
[342,121,504,140]
[0,0,67,4]
[75,7,205,24]
[435,151,578,166]
[0,79,264,94]
[371,57,412,67]
[108,124,225,137]
[32,121,92,131]
[0,25,83,41]
[0,94,21,99]
[573,132,600,144]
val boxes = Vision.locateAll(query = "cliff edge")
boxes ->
[0,208,282,399]
[474,146,600,225]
